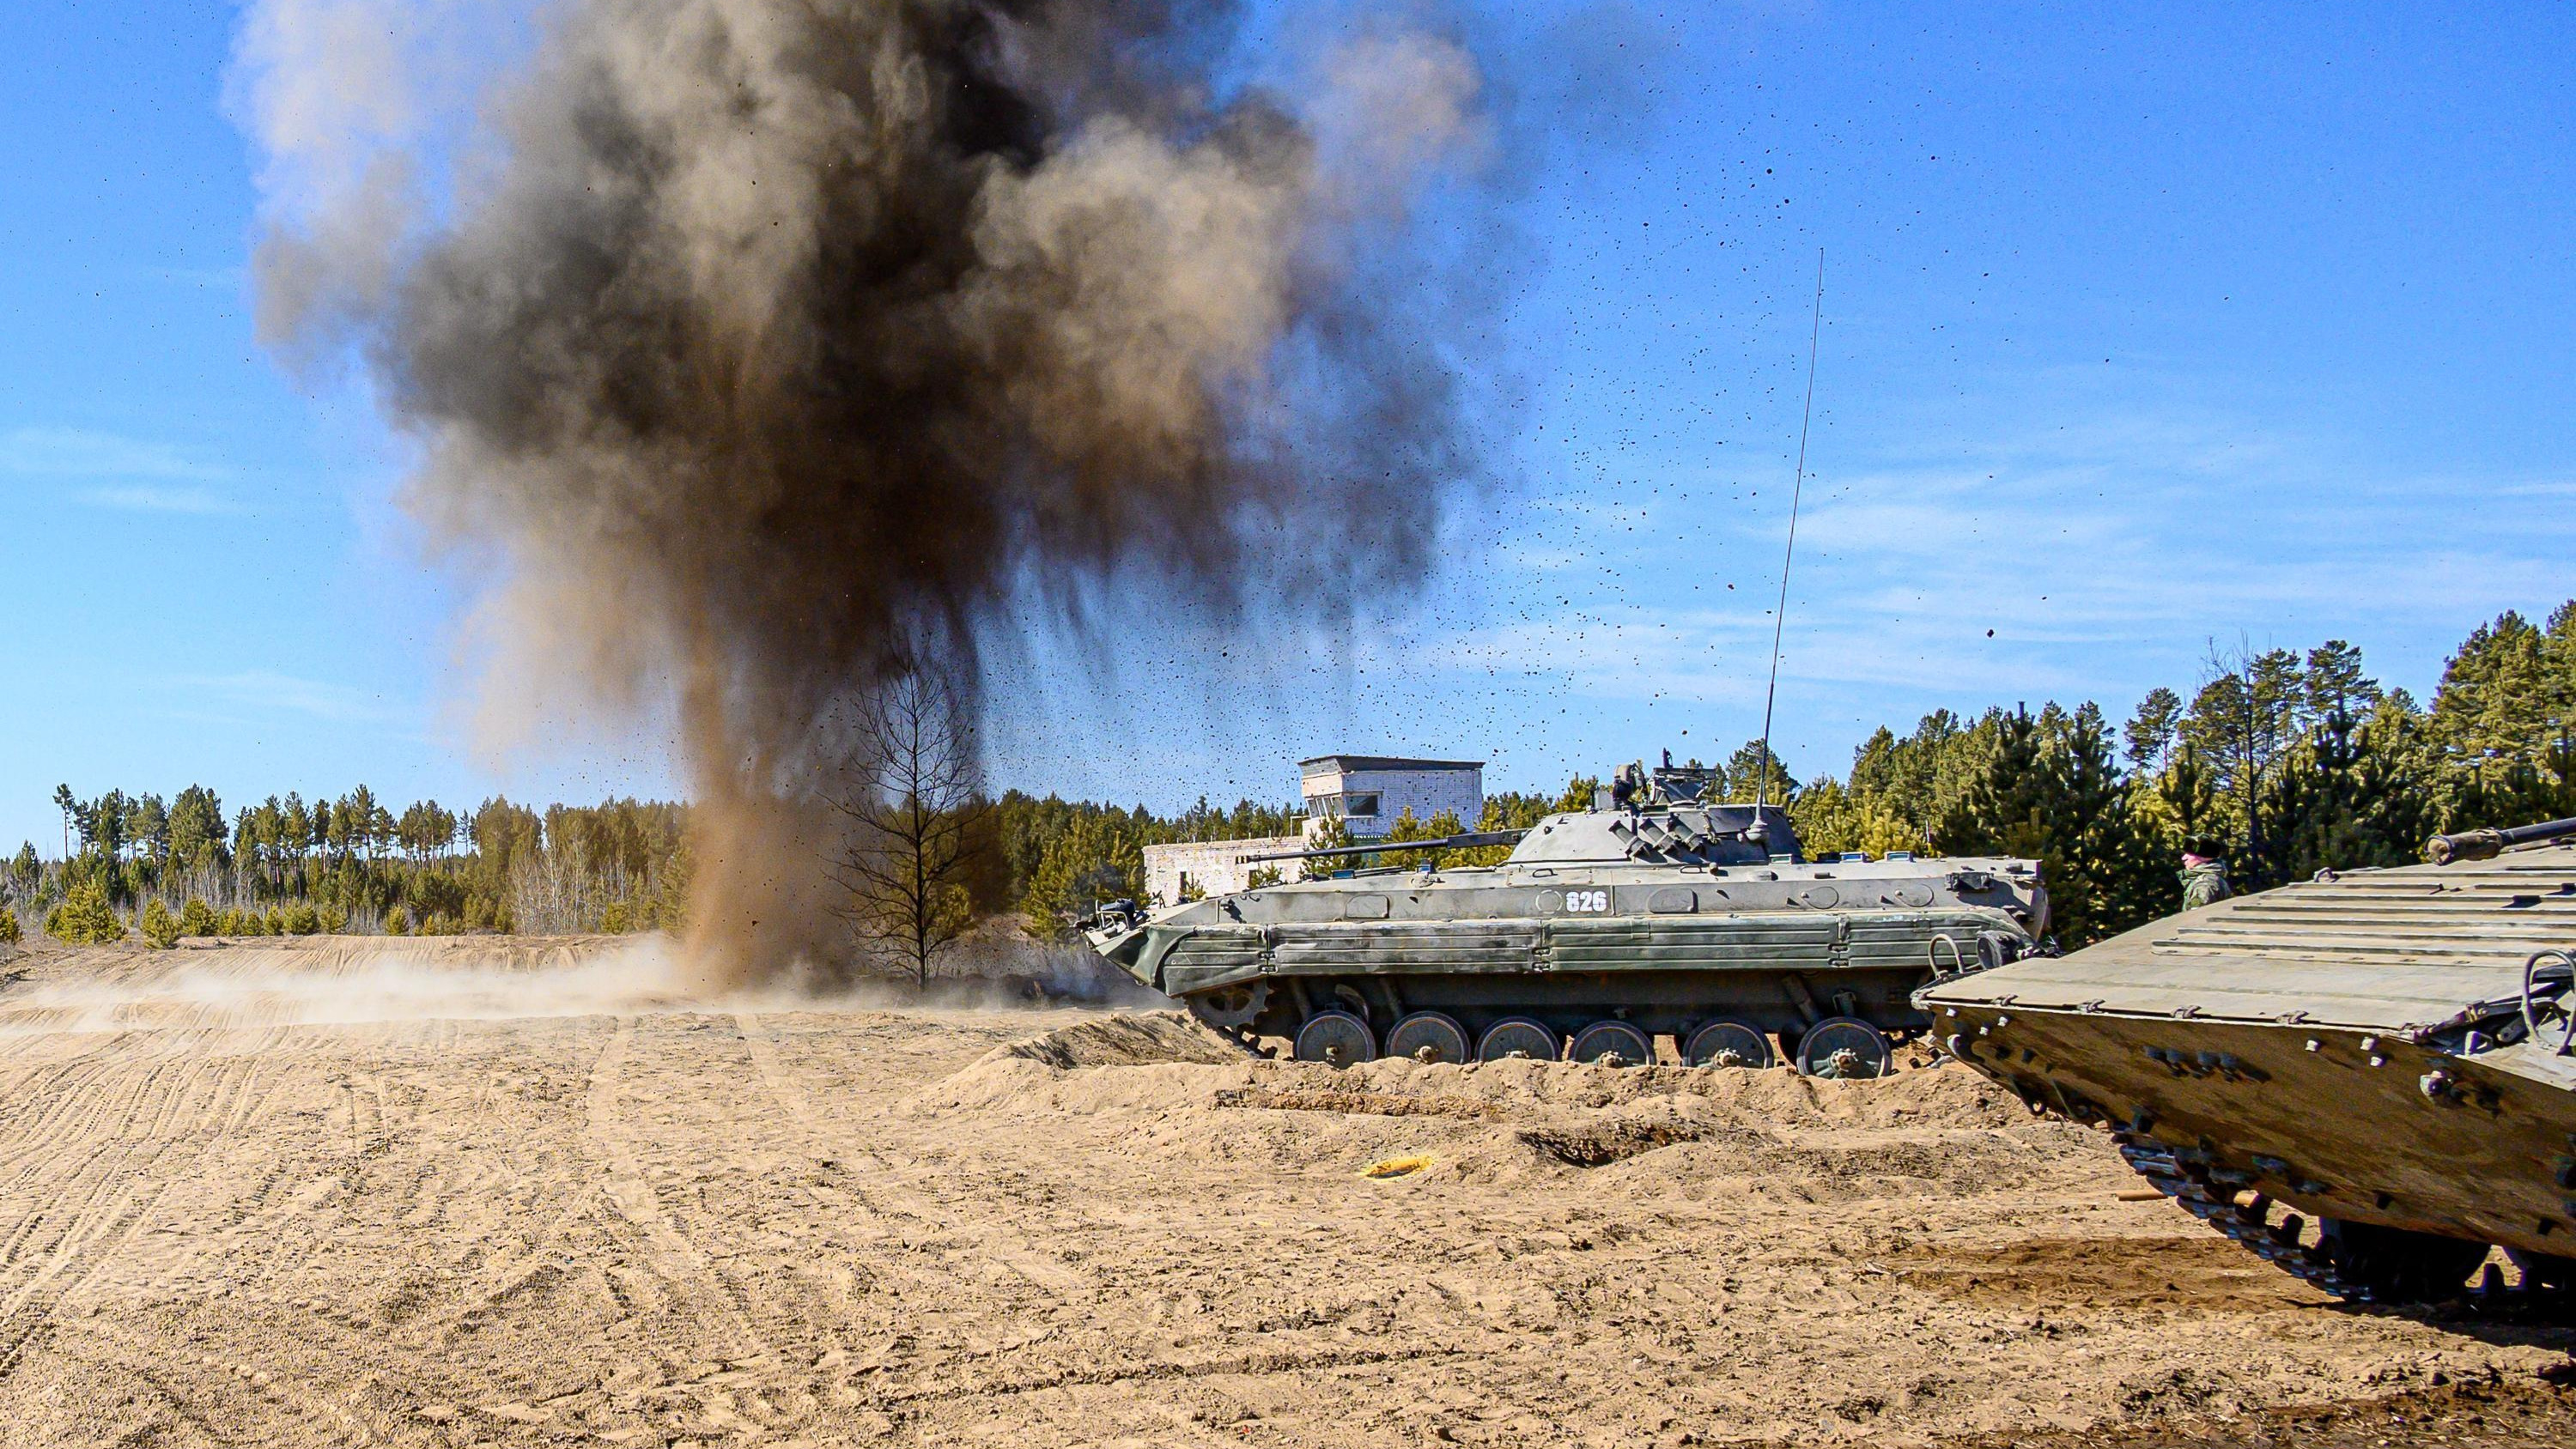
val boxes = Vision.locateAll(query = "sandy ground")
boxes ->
[0,937,2569,1448]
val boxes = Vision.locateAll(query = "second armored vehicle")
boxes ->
[1920,817,2576,1303]
[1087,762,2046,1076]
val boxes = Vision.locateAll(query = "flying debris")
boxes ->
[240,0,1494,981]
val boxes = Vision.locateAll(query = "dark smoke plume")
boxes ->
[234,0,1491,981]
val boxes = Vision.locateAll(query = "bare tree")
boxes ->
[827,671,993,987]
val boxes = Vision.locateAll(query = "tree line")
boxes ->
[4,790,690,947]
[11,601,2569,964]
[1773,604,2576,948]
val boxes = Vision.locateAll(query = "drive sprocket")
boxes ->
[1184,980,1270,1033]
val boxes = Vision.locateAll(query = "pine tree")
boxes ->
[347,785,385,858]
[1297,815,1354,880]
[1786,777,1923,859]
[1021,809,1142,929]
[2180,646,2306,887]
[1721,738,1798,804]
[2430,609,2556,776]
[134,795,170,879]
[140,898,181,949]
[44,883,125,945]
[2265,703,2439,879]
[283,794,313,870]
[1372,809,1466,870]
[1850,710,1998,843]
[2157,740,2220,856]
[180,897,217,937]
[52,784,76,860]
[2303,641,2382,724]
[2049,703,2170,940]
[1934,704,2165,949]
[167,786,227,873]
[1935,706,2048,860]
[2123,688,2182,771]
[2547,601,2576,737]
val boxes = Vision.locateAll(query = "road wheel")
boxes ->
[1684,1019,1774,1069]
[1383,1011,1471,1064]
[1793,1016,1893,1079]
[1569,1021,1653,1067]
[1476,1017,1559,1062]
[1294,1010,1377,1066]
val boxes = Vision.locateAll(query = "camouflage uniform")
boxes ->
[2179,859,2231,910]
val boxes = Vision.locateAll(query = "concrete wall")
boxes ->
[1299,764,1483,841]
[1143,836,1306,906]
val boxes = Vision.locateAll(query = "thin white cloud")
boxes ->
[1428,604,2098,704]
[0,427,235,481]
[177,670,404,724]
[1404,386,2576,732]
[74,485,246,516]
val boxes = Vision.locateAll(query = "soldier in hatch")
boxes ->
[2179,839,2232,909]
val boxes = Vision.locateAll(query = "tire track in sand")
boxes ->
[0,1032,276,1385]
[732,1012,1091,1298]
[583,1016,769,1358]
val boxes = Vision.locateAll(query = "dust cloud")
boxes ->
[0,937,1134,1037]
[0,939,698,1036]
[233,0,1495,983]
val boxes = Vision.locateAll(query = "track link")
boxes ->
[2113,1133,2374,1301]
[2116,1132,2576,1319]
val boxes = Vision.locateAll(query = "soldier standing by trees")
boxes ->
[2179,839,2232,909]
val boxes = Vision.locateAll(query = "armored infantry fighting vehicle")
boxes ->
[1919,817,2576,1304]
[1085,761,2047,1076]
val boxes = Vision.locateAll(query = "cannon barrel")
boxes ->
[2425,816,2576,865]
[1236,829,1528,865]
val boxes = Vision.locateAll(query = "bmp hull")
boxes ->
[1921,840,2576,1300]
[1926,1002,2576,1261]
[1090,797,2044,1074]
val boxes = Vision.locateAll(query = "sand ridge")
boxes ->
[0,938,2568,1446]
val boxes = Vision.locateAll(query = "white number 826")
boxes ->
[1563,889,1611,913]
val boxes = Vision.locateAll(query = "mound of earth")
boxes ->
[980,1009,1247,1069]
[915,1019,2031,1131]
[908,1009,1250,1112]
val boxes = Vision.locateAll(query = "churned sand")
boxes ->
[0,937,2567,1446]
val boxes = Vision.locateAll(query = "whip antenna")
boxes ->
[1754,249,1825,814]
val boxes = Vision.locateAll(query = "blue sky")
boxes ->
[5,3,2573,850]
